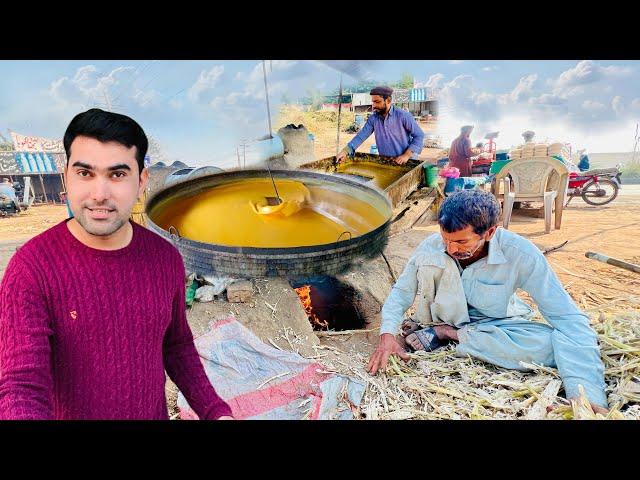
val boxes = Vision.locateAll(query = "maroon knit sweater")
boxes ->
[0,219,231,420]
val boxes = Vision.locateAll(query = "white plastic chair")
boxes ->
[498,157,569,234]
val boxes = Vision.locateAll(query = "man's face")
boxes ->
[440,225,497,261]
[65,136,148,237]
[371,95,391,115]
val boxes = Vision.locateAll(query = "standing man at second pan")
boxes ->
[336,86,425,165]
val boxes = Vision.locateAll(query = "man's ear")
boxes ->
[138,167,149,198]
[485,225,499,241]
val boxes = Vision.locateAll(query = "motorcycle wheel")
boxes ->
[581,178,619,206]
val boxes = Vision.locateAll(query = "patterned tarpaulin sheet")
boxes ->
[177,317,366,420]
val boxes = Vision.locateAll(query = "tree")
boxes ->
[392,73,414,89]
[300,88,325,111]
[147,136,169,165]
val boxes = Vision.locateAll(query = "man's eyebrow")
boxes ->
[108,164,132,171]
[71,161,94,170]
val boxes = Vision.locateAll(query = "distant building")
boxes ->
[1,132,68,204]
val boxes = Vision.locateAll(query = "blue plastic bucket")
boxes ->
[444,177,465,194]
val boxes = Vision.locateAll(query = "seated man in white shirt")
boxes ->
[367,189,608,413]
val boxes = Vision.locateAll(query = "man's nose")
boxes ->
[92,178,110,203]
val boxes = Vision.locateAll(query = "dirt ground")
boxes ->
[2,186,639,417]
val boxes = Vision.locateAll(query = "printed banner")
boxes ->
[10,131,64,153]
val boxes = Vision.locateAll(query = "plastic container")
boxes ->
[444,177,465,194]
[423,164,439,187]
[370,145,378,155]
[437,157,449,168]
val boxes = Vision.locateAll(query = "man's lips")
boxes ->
[85,206,116,219]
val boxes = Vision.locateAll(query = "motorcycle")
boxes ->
[565,164,622,206]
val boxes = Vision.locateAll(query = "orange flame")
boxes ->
[294,285,329,330]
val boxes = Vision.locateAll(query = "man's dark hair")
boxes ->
[438,189,501,235]
[63,108,148,173]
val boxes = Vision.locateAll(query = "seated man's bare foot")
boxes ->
[433,325,459,342]
[404,325,459,352]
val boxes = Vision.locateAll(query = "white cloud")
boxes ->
[509,74,537,103]
[425,73,445,90]
[553,60,632,96]
[529,93,566,106]
[612,96,625,116]
[48,64,161,112]
[435,60,639,153]
[187,65,225,103]
[205,60,329,144]
[582,100,606,111]
[482,66,499,72]
[449,60,464,65]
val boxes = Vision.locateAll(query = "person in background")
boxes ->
[336,86,424,165]
[578,149,591,172]
[448,125,487,177]
[0,178,21,212]
[522,130,535,143]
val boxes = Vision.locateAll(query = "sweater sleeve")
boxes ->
[0,251,55,420]
[162,253,232,420]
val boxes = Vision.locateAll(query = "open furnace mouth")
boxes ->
[289,276,366,332]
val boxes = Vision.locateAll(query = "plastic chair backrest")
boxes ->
[500,157,569,197]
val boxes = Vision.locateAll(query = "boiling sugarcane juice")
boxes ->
[335,161,406,189]
[152,178,386,248]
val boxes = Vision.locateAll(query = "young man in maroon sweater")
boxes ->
[0,108,233,420]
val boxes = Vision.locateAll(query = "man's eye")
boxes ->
[112,171,126,178]
[77,170,90,177]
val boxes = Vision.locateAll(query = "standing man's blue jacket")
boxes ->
[346,106,425,158]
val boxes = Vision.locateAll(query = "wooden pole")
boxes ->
[39,174,48,203]
[335,74,343,158]
[585,251,640,274]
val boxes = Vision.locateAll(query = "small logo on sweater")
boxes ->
[70,310,77,320]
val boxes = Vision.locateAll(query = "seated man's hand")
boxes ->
[367,333,410,375]
[336,149,348,163]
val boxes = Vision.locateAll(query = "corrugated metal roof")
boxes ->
[0,151,65,175]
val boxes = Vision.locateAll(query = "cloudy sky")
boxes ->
[0,60,638,167]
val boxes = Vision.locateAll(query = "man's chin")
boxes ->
[76,216,127,237]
